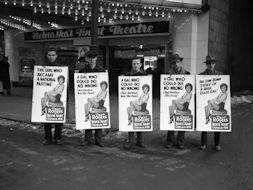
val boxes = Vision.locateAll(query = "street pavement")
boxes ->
[0,87,253,190]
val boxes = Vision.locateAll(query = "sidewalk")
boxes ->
[1,87,253,189]
[0,86,252,148]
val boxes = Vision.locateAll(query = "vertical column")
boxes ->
[191,15,198,75]
[105,46,110,70]
[164,43,170,73]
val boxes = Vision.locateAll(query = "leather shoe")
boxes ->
[200,145,206,150]
[164,142,173,148]
[42,139,52,146]
[55,139,63,145]
[215,145,221,151]
[95,141,105,147]
[136,143,146,148]
[123,142,134,150]
[178,144,185,149]
[80,140,92,146]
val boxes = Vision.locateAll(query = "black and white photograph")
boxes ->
[0,0,252,190]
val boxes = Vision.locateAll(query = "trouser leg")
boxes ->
[128,132,135,144]
[7,89,11,95]
[136,132,143,145]
[54,124,62,140]
[85,129,93,142]
[95,129,102,144]
[201,132,208,146]
[44,123,52,141]
[166,131,175,145]
[177,131,185,146]
[214,132,221,146]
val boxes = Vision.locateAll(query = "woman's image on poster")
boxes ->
[204,83,228,124]
[127,84,150,125]
[84,81,108,122]
[41,75,65,116]
[169,83,193,123]
[78,46,89,59]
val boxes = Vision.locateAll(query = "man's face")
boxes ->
[47,51,58,63]
[87,56,97,68]
[206,62,215,71]
[132,59,142,72]
[175,60,182,70]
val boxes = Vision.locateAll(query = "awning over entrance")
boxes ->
[106,0,202,9]
[0,0,203,32]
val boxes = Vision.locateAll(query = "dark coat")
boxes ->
[168,67,190,75]
[79,63,105,73]
[125,69,147,76]
[199,69,223,75]
[46,60,61,67]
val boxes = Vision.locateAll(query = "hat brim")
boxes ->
[171,58,183,63]
[204,60,216,64]
[86,52,98,57]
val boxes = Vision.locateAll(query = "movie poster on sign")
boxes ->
[31,66,68,123]
[119,76,153,132]
[160,75,195,131]
[75,72,110,130]
[196,75,231,132]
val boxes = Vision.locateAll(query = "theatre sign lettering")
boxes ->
[24,21,169,41]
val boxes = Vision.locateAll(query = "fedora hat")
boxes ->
[171,54,183,63]
[86,49,98,58]
[204,55,216,64]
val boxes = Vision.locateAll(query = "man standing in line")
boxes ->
[42,47,64,145]
[165,53,190,149]
[124,58,147,149]
[79,48,105,147]
[199,55,223,151]
[0,56,11,95]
